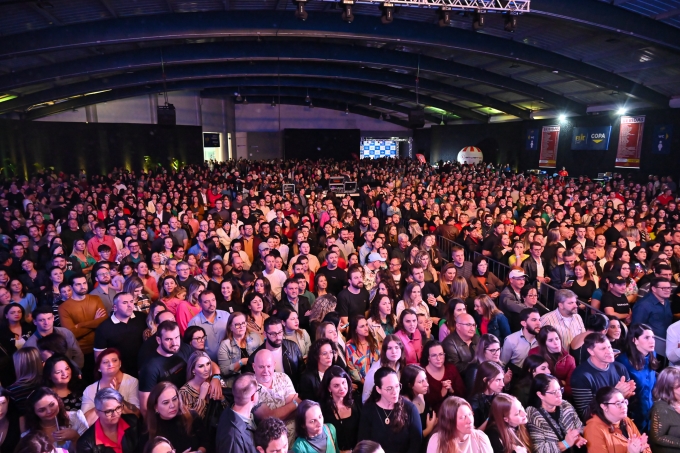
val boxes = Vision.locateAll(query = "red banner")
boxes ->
[539,125,560,168]
[615,115,645,169]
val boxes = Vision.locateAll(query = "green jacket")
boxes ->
[292,424,338,453]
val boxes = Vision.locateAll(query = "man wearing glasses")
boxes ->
[632,277,674,338]
[247,317,304,390]
[442,313,479,375]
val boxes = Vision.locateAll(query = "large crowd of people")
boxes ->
[0,157,678,453]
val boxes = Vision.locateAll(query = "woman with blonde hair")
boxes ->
[176,281,205,335]
[426,396,492,453]
[439,264,457,301]
[485,393,532,453]
[396,283,430,319]
[472,295,511,344]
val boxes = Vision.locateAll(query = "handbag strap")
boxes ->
[536,407,567,443]
[325,425,337,453]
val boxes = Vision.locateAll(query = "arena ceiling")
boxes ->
[0,0,679,126]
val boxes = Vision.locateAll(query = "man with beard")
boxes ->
[247,318,304,389]
[58,275,108,379]
[500,308,540,370]
[138,320,189,416]
[337,264,370,330]
[539,289,585,350]
[89,263,117,313]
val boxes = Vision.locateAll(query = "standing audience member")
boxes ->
[539,289,585,351]
[216,373,259,453]
[25,306,84,369]
[320,366,362,453]
[76,388,141,453]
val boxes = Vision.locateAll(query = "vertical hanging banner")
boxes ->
[615,116,645,168]
[539,125,560,168]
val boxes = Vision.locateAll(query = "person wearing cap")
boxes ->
[600,273,632,324]
[498,268,536,330]
[362,253,384,293]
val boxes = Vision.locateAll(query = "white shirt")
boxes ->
[263,268,288,301]
[667,319,680,365]
[81,374,140,414]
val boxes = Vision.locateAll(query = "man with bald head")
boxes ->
[252,349,300,444]
[442,313,480,374]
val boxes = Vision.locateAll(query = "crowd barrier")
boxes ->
[435,235,669,362]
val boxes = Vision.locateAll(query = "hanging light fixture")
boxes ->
[440,114,445,126]
[345,104,349,115]
[271,98,276,107]
[305,88,310,103]
[243,97,248,105]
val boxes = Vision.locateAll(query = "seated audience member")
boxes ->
[442,313,480,375]
[76,388,141,453]
[425,396,492,453]
[650,366,680,452]
[582,387,651,453]
[178,350,214,419]
[539,289,585,351]
[500,307,540,372]
[345,315,380,385]
[468,361,506,430]
[631,277,674,338]
[299,338,337,401]
[217,311,262,385]
[8,347,44,419]
[394,309,423,366]
[42,355,85,412]
[24,387,89,449]
[81,348,139,425]
[529,325,576,398]
[510,355,551,409]
[358,367,422,453]
[485,393,532,453]
[0,387,21,453]
[254,417,290,453]
[421,340,465,414]
[471,294,511,344]
[216,373,259,453]
[526,374,586,453]
[464,334,510,395]
[292,400,339,453]
[570,332,635,418]
[140,382,207,453]
[399,364,437,440]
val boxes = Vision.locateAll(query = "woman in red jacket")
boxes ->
[528,325,576,397]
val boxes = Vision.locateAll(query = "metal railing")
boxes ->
[435,234,669,362]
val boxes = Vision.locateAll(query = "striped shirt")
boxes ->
[539,309,585,350]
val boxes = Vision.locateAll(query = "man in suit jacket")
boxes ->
[522,241,551,287]
[550,250,578,289]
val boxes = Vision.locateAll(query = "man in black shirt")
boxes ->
[336,264,370,330]
[176,261,197,290]
[316,250,347,296]
[138,321,188,416]
[600,274,631,324]
[93,292,146,377]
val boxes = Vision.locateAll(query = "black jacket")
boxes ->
[76,414,141,453]
[216,408,258,453]
[276,295,312,332]
[521,256,549,286]
[468,392,496,429]
[298,369,322,401]
[248,340,305,389]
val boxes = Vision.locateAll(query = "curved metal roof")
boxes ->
[0,0,678,126]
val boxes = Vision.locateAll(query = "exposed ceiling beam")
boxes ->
[655,8,680,21]
[26,2,61,25]
[0,41,541,117]
[0,11,667,106]
[98,0,118,18]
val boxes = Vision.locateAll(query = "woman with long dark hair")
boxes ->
[582,387,651,453]
[472,295,510,344]
[650,366,680,452]
[358,367,422,453]
[141,382,207,453]
[528,325,575,398]
[426,396,492,453]
[299,339,337,401]
[367,295,397,346]
[468,361,505,431]
[345,315,380,385]
[42,355,84,412]
[510,355,551,409]
[0,303,33,355]
[468,256,504,300]
[0,387,21,453]
[360,335,405,404]
[400,365,437,440]
[526,374,585,453]
[421,340,465,414]
[486,393,532,453]
[24,387,88,450]
[292,400,339,453]
[616,323,658,432]
[463,334,510,395]
[320,366,362,453]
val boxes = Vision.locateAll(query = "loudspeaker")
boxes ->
[408,109,425,128]
[157,104,176,126]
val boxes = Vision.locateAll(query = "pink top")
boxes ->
[395,329,423,365]
[176,300,202,335]
[162,297,183,315]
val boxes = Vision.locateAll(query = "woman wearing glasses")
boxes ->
[463,334,511,396]
[526,374,586,453]
[358,367,422,453]
[182,326,208,353]
[217,312,262,387]
[299,339,338,401]
[583,387,651,453]
[76,388,141,453]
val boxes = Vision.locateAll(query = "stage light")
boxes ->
[342,2,354,23]
[305,88,310,103]
[243,97,248,105]
[440,115,445,126]
[295,0,308,21]
[473,11,485,30]
[271,98,276,107]
[345,105,349,115]
[236,93,242,102]
[504,14,517,32]
[617,107,627,115]
[558,114,567,122]
[369,98,372,106]
[438,8,451,27]
[381,4,394,24]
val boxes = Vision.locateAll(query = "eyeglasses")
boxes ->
[458,323,476,328]
[233,322,247,328]
[192,336,207,342]
[429,353,445,359]
[544,387,565,396]
[603,400,629,408]
[486,348,501,354]
[267,330,285,337]
[98,405,123,417]
[656,286,673,291]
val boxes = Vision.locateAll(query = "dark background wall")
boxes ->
[425,108,680,178]
[0,119,203,176]
[284,129,361,160]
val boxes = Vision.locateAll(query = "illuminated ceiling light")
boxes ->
[342,1,354,23]
[294,0,308,21]
[0,94,17,104]
[381,4,394,24]
[472,11,485,31]
[503,14,517,32]
[438,8,451,27]
[617,107,627,115]
[305,89,310,103]
[440,115,445,126]
[309,101,314,109]
[558,114,567,122]
[235,91,242,102]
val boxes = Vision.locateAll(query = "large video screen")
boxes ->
[361,139,397,159]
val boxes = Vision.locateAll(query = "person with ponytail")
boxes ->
[582,386,651,453]
[425,396,492,453]
[485,393,532,453]
[358,367,422,453]
[616,323,658,432]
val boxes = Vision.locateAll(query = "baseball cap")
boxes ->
[509,269,526,279]
[368,252,386,263]
[606,273,626,285]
